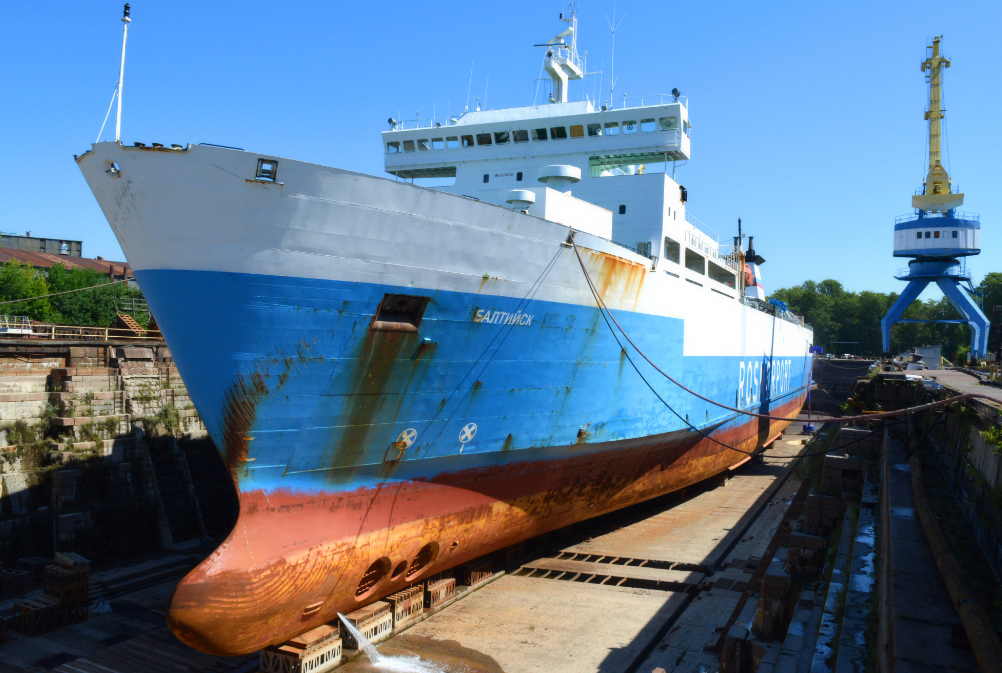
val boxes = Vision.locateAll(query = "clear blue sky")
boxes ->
[1,1,999,300]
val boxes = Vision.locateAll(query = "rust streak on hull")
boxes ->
[167,393,806,656]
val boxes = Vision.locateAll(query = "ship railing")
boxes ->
[601,94,690,111]
[388,94,690,131]
[741,297,805,326]
[685,211,719,243]
[0,320,164,342]
[895,260,972,280]
[895,211,981,224]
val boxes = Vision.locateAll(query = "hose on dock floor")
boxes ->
[910,452,1002,672]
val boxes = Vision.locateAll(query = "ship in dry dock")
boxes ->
[76,8,813,655]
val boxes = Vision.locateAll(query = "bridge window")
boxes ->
[513,130,529,143]
[953,231,958,238]
[532,128,548,141]
[516,172,522,181]
[916,231,922,239]
[446,136,460,148]
[387,142,401,153]
[587,124,602,137]
[664,236,680,264]
[402,140,416,152]
[925,231,931,238]
[619,205,626,215]
[550,126,568,140]
[483,174,489,183]
[432,138,445,150]
[640,118,656,132]
[623,120,638,134]
[417,139,431,151]
[569,124,584,138]
[476,133,492,146]
[685,248,705,275]
[934,231,940,238]
[604,122,620,135]
[461,135,474,147]
[659,116,678,130]
[494,131,510,144]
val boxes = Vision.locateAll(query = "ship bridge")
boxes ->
[382,97,690,181]
[379,8,742,295]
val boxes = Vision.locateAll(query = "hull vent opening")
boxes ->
[371,294,430,333]
[356,557,391,597]
[406,542,439,580]
[391,561,407,580]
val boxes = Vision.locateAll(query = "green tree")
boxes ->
[770,279,977,359]
[0,260,52,320]
[47,264,121,326]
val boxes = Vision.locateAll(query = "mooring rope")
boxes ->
[568,235,996,425]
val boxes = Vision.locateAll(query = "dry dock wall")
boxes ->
[0,342,237,568]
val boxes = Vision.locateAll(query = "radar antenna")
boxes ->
[534,4,585,104]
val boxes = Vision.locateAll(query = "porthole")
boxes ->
[355,557,391,597]
[405,542,439,580]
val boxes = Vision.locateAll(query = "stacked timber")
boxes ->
[386,585,423,628]
[752,568,801,640]
[13,553,90,637]
[260,623,341,673]
[424,578,456,609]
[785,532,827,576]
[455,557,493,586]
[803,494,841,536]
[492,541,526,570]
[821,455,866,499]
[341,601,393,649]
[0,561,28,599]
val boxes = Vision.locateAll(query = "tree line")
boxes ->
[770,272,1002,361]
[0,260,148,328]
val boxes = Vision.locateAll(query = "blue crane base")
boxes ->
[880,259,990,358]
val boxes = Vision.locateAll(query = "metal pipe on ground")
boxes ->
[910,453,1002,672]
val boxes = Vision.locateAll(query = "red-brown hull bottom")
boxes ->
[167,394,806,655]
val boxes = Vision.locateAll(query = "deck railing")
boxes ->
[0,318,163,342]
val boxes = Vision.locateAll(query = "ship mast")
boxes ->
[115,3,132,143]
[912,36,963,212]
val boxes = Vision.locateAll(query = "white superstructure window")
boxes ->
[417,139,431,151]
[587,123,603,137]
[641,118,656,132]
[432,138,445,150]
[659,116,678,130]
[569,124,584,138]
[513,130,529,143]
[550,126,568,140]
[402,140,416,152]
[623,120,638,134]
[461,135,474,147]
[604,121,619,135]
[494,131,510,144]
[476,133,492,146]
[446,136,460,148]
[387,142,401,153]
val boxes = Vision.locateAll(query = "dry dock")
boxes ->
[336,433,809,673]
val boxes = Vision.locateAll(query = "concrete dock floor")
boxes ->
[337,435,808,673]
